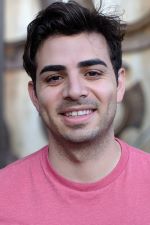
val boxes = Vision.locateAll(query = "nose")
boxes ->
[62,75,89,100]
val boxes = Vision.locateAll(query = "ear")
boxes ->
[28,81,40,112]
[117,68,126,103]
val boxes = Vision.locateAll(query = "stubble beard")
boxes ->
[47,109,116,146]
[40,99,117,146]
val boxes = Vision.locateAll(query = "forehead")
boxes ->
[36,32,111,69]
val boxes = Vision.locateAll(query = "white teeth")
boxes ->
[65,110,92,117]
[72,111,78,116]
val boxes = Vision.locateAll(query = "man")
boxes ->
[0,1,150,224]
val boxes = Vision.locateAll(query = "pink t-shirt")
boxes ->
[0,139,150,224]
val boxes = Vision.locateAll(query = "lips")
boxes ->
[65,109,93,117]
[59,107,96,126]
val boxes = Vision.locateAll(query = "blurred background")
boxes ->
[0,0,150,168]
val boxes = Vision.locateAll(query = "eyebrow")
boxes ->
[78,59,107,68]
[39,58,107,75]
[40,65,66,75]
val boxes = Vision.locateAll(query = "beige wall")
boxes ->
[4,70,47,157]
[5,0,40,42]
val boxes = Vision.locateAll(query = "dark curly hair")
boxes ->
[23,0,126,86]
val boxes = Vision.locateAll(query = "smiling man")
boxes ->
[0,1,150,224]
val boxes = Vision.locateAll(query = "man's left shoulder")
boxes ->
[128,142,150,159]
[119,138,150,166]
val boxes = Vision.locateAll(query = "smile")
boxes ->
[65,109,93,117]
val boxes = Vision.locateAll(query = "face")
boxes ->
[29,32,125,143]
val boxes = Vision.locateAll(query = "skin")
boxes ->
[28,32,125,183]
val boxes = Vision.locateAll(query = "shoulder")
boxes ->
[118,138,150,170]
[120,139,150,157]
[0,145,48,180]
[0,146,48,214]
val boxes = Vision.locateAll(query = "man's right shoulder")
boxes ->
[0,145,48,181]
[0,146,49,214]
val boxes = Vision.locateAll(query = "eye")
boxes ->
[45,74,64,85]
[84,70,103,80]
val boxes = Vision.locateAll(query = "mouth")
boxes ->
[64,109,94,117]
[59,108,96,126]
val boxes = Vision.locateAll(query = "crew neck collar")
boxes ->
[41,139,129,192]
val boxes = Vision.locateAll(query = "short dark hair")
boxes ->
[23,0,126,85]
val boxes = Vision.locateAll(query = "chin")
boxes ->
[60,127,101,143]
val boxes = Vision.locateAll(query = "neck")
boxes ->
[48,132,121,183]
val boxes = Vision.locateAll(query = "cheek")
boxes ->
[37,87,63,115]
[37,90,56,109]
[92,82,117,103]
